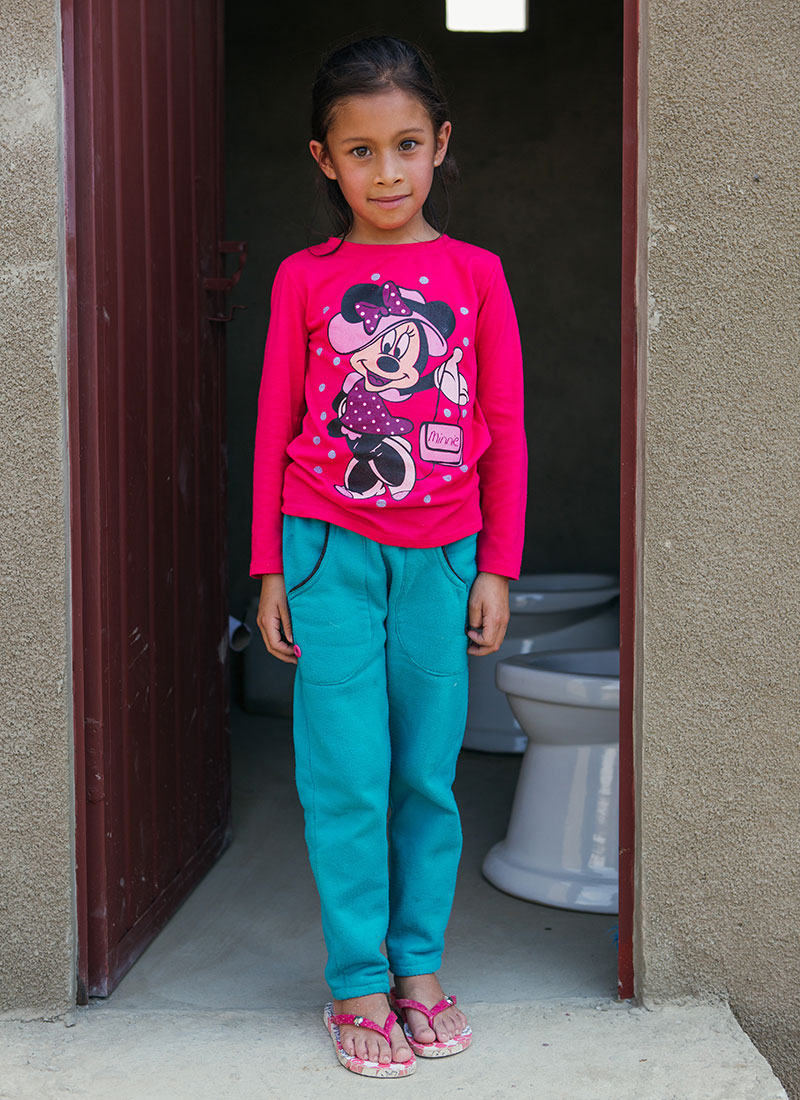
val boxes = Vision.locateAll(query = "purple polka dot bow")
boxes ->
[355,281,412,335]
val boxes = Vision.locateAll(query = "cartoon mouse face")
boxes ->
[350,321,428,392]
[328,281,456,392]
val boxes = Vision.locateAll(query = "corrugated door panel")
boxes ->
[63,0,230,999]
[193,0,228,847]
[117,0,152,933]
[140,0,178,897]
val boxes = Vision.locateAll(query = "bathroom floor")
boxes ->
[105,702,618,1011]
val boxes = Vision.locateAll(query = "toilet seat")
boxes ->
[496,649,620,708]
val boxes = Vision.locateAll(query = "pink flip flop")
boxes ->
[323,1003,417,1077]
[389,989,473,1058]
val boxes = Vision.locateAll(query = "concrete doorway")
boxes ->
[106,0,625,1010]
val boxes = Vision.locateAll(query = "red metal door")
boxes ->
[62,0,231,999]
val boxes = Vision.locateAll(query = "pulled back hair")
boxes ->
[310,36,457,243]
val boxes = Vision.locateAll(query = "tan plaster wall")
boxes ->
[637,0,800,1094]
[0,2,75,1013]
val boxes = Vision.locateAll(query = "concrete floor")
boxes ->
[0,704,788,1098]
[103,706,620,1012]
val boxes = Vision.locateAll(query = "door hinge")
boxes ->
[204,240,248,322]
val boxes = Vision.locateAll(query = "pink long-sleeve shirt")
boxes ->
[250,234,527,579]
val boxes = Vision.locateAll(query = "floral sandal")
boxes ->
[324,1003,417,1077]
[389,989,473,1058]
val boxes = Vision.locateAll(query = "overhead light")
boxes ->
[446,0,528,32]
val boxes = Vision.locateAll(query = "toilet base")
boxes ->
[482,842,618,914]
[481,738,619,914]
[462,724,528,754]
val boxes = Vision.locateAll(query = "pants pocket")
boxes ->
[393,537,477,677]
[283,517,331,596]
[438,533,479,591]
[284,521,375,686]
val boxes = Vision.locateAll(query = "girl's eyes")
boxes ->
[349,140,419,158]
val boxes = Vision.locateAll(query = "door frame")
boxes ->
[62,0,642,1003]
[618,0,642,1001]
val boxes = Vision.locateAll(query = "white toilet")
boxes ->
[483,648,620,914]
[463,574,619,752]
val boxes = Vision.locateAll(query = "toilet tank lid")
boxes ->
[510,574,619,614]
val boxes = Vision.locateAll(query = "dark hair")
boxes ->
[310,36,457,243]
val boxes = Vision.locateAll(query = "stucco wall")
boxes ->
[636,1,800,1094]
[0,2,75,1013]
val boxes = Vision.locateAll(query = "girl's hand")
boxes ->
[256,573,297,664]
[466,571,510,656]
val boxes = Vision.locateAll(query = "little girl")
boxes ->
[251,36,527,1078]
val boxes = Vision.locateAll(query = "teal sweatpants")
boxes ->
[282,515,478,999]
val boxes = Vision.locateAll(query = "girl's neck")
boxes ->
[343,213,442,246]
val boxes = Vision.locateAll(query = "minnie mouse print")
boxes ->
[327,279,469,501]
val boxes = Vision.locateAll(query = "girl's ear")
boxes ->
[433,120,452,168]
[309,140,337,180]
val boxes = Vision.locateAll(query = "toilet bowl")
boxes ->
[482,648,619,913]
[463,574,619,752]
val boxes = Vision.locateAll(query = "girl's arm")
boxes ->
[473,255,528,581]
[466,255,527,656]
[250,259,308,578]
[250,260,308,663]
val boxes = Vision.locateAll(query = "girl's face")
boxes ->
[309,88,451,245]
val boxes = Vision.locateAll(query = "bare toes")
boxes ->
[437,1018,454,1041]
[391,1025,413,1063]
[432,1008,466,1042]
